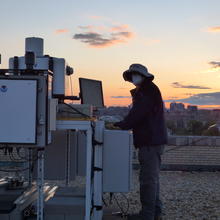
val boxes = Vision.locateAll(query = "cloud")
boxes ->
[207,26,220,32]
[168,96,179,99]
[183,93,195,96]
[55,29,69,34]
[171,82,211,89]
[111,96,131,99]
[209,61,220,68]
[78,25,94,30]
[73,24,134,48]
[202,61,220,73]
[165,92,220,105]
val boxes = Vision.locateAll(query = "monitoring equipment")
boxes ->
[0,37,75,146]
[0,72,54,147]
[9,37,74,99]
[79,78,104,108]
[0,37,133,220]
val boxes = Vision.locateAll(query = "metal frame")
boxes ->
[65,130,71,186]
[92,121,104,220]
[56,120,97,220]
[37,149,45,220]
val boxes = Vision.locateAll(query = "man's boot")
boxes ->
[154,215,163,220]
[127,213,142,220]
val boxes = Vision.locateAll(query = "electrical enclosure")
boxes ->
[103,130,133,192]
[0,75,53,147]
[0,79,37,144]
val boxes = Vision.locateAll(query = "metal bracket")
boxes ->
[93,167,103,172]
[92,140,103,146]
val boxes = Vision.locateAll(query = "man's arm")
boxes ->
[114,94,153,130]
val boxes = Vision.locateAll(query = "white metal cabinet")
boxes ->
[0,79,37,144]
[103,130,133,193]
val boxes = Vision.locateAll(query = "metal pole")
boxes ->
[93,121,104,220]
[65,130,71,186]
[28,148,33,187]
[85,127,93,220]
[37,149,44,220]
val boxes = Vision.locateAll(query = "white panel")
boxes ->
[0,79,37,144]
[53,58,66,96]
[103,130,132,192]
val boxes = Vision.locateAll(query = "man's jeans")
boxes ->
[138,145,164,220]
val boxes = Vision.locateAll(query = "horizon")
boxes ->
[105,103,220,110]
[1,0,220,109]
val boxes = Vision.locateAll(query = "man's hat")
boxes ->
[123,63,154,82]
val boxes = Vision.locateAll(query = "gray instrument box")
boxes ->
[103,130,133,193]
[0,79,37,144]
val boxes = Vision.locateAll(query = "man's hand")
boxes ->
[105,122,121,130]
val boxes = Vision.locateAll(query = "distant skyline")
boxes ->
[1,0,220,108]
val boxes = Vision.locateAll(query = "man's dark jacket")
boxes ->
[115,79,168,148]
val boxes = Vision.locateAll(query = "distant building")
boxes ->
[187,105,198,113]
[170,102,185,112]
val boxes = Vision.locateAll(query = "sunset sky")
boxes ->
[1,0,220,108]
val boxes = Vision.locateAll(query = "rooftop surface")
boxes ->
[103,170,220,220]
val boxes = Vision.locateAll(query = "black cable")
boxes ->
[0,146,39,162]
[16,148,39,162]
[62,102,91,118]
[103,192,130,217]
[121,193,130,215]
[0,166,31,172]
[9,152,22,162]
[113,193,130,216]
[0,147,39,172]
[102,196,108,207]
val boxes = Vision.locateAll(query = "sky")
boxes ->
[1,0,220,108]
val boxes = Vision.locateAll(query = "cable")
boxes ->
[17,148,39,162]
[0,166,31,172]
[113,193,130,217]
[0,147,39,172]
[0,146,39,162]
[62,102,91,118]
[102,196,108,207]
[102,192,130,217]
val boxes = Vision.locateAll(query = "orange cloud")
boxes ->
[73,24,135,48]
[55,29,69,34]
[207,26,220,32]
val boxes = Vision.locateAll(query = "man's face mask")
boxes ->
[131,74,144,86]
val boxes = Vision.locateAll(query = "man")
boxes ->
[114,64,168,220]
